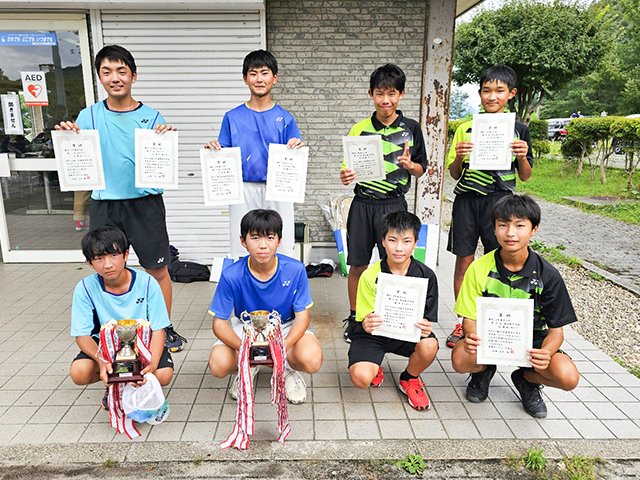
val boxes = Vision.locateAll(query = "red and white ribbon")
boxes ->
[220,327,254,450]
[98,319,152,439]
[269,323,290,443]
[221,313,290,450]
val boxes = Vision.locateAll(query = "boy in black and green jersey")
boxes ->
[445,65,534,350]
[340,64,427,343]
[451,194,579,418]
[348,211,438,411]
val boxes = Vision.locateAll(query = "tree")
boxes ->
[449,87,474,120]
[453,0,608,124]
[541,0,638,118]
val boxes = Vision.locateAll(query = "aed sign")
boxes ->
[20,71,49,107]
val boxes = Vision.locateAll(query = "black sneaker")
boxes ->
[511,368,547,418]
[466,364,496,403]
[342,314,356,343]
[101,387,109,410]
[165,324,187,353]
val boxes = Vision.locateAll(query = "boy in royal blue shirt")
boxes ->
[208,209,322,404]
[55,45,185,353]
[70,227,174,407]
[205,50,303,258]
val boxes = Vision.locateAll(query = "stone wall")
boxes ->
[267,0,427,242]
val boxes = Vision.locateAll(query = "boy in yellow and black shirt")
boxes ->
[340,64,428,343]
[451,194,579,418]
[445,65,534,349]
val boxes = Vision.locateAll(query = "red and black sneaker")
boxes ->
[370,366,384,387]
[446,323,464,348]
[399,377,431,411]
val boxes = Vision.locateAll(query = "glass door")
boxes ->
[0,14,95,262]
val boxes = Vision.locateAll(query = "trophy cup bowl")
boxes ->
[108,319,144,383]
[241,310,274,366]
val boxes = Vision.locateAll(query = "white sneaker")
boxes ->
[229,365,260,400]
[284,369,307,404]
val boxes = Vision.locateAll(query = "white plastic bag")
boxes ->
[121,373,170,424]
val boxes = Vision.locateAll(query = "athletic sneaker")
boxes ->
[165,325,187,353]
[511,368,547,418]
[284,369,307,404]
[399,377,431,411]
[466,364,496,403]
[75,220,90,231]
[229,365,260,401]
[370,366,384,387]
[342,313,356,343]
[101,387,109,410]
[446,323,464,348]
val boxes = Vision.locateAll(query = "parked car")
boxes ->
[546,118,571,141]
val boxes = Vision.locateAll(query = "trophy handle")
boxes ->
[240,311,251,323]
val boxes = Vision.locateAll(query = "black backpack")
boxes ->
[167,245,210,283]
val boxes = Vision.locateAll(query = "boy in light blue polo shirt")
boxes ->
[56,45,184,352]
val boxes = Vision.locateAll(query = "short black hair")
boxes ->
[380,211,421,240]
[370,63,406,92]
[240,209,283,240]
[81,227,130,262]
[479,65,517,91]
[94,45,137,75]
[491,194,541,229]
[242,50,278,77]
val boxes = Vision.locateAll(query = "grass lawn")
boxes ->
[517,157,640,225]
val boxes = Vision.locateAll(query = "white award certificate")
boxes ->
[476,297,534,367]
[52,130,105,192]
[469,112,516,170]
[342,135,385,182]
[135,129,179,189]
[372,272,428,343]
[200,148,244,206]
[265,144,309,204]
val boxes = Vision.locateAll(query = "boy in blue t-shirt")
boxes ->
[70,227,174,407]
[208,209,322,404]
[55,45,184,353]
[205,50,303,258]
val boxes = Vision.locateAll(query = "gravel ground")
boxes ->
[439,196,640,371]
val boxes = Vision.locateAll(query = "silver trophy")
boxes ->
[108,319,143,383]
[240,310,281,366]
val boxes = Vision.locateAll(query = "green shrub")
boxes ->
[529,119,548,141]
[561,137,592,159]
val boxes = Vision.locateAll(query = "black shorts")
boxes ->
[346,196,407,266]
[447,191,512,256]
[90,194,171,270]
[348,331,438,368]
[72,337,174,370]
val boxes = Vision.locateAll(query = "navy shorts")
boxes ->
[447,191,512,257]
[346,196,407,266]
[72,337,174,370]
[348,331,438,368]
[90,194,171,270]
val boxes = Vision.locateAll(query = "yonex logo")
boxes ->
[141,119,149,124]
[276,117,283,122]
[530,279,539,286]
[402,132,409,137]
[282,280,291,287]
[136,298,144,304]
[157,257,164,263]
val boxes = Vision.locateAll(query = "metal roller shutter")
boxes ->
[99,10,263,263]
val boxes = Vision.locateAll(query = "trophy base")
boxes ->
[107,360,144,384]
[250,344,273,367]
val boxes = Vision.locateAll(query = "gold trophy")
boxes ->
[240,310,280,366]
[107,319,144,383]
